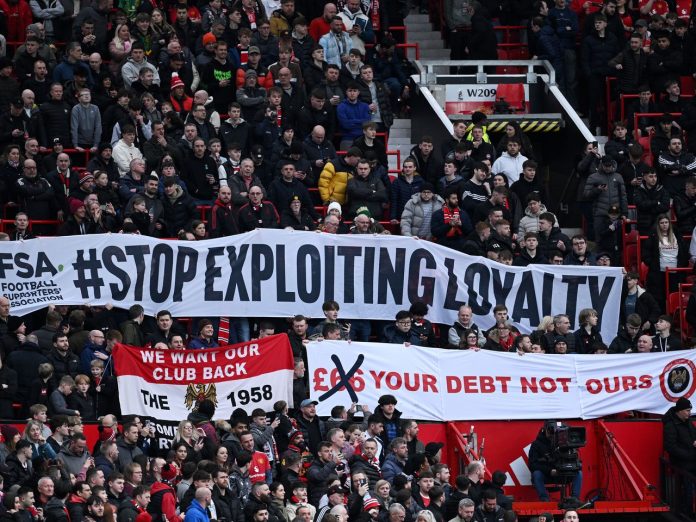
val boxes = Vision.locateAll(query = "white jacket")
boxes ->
[112,139,144,176]
[491,152,528,183]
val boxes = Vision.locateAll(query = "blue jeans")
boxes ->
[229,318,250,343]
[532,470,582,501]
[350,320,372,342]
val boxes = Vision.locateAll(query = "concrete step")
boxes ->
[405,22,434,31]
[408,29,442,39]
[417,39,446,49]
[389,128,411,139]
[419,48,451,59]
[406,14,431,23]
[390,118,411,129]
[408,33,445,47]
[389,138,414,147]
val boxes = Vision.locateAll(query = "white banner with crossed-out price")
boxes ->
[308,341,696,421]
[113,334,294,421]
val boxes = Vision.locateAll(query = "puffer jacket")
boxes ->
[583,161,628,217]
[318,157,354,204]
[400,192,444,238]
[517,204,556,237]
[390,174,424,220]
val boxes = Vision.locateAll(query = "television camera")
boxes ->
[544,421,586,478]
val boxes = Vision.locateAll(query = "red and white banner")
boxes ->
[308,341,696,420]
[113,334,294,421]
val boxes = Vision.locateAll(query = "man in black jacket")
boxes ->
[40,83,72,148]
[212,468,244,522]
[663,397,696,473]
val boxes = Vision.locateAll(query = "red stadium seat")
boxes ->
[496,83,526,113]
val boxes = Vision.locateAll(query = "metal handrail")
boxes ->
[415,59,556,86]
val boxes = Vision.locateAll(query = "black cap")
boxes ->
[170,52,185,62]
[425,442,443,455]
[10,98,23,108]
[421,182,435,192]
[675,397,692,411]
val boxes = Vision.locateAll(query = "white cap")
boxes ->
[327,201,342,215]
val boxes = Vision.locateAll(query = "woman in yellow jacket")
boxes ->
[318,147,361,204]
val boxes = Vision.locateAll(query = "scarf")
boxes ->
[442,205,462,237]
[237,44,249,65]
[245,7,257,29]
[370,0,380,31]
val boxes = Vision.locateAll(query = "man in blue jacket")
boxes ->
[185,488,212,522]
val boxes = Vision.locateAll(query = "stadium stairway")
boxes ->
[388,118,413,172]
[386,12,452,168]
[405,13,450,67]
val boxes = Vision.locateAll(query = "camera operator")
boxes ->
[528,422,582,501]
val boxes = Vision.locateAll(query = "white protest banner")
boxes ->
[0,231,622,337]
[308,341,696,420]
[113,334,294,421]
[575,351,696,418]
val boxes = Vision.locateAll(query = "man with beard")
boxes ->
[432,189,472,251]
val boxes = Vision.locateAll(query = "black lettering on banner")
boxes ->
[205,247,225,300]
[562,275,587,329]
[337,246,361,303]
[72,248,104,298]
[491,268,516,305]
[35,253,58,277]
[464,263,491,315]
[103,246,130,300]
[0,254,12,278]
[226,245,250,301]
[125,245,150,301]
[407,249,436,306]
[150,244,174,303]
[512,272,539,325]
[173,246,198,301]
[324,245,335,302]
[363,246,375,304]
[227,384,273,406]
[297,245,321,303]
[275,245,295,302]
[542,272,555,317]
[251,244,273,301]
[318,354,364,403]
[378,247,405,305]
[140,390,170,410]
[15,253,32,278]
[444,257,466,310]
[589,276,615,328]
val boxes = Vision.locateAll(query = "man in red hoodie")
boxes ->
[67,481,92,522]
[148,463,182,522]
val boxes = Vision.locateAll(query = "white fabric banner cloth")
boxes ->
[308,342,696,420]
[0,231,622,337]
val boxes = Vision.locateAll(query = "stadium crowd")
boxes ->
[0,0,693,520]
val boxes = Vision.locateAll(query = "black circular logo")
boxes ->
[668,366,691,394]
